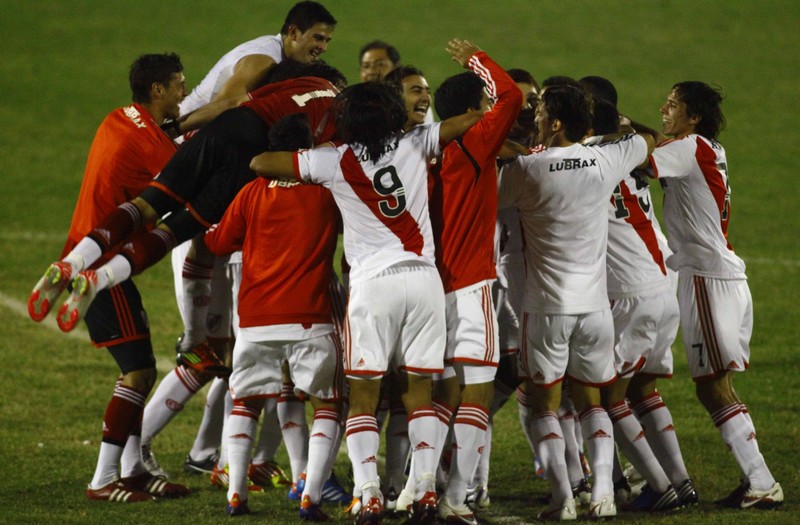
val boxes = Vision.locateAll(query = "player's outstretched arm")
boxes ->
[250,151,296,180]
[439,111,485,144]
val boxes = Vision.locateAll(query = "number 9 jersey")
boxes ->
[293,122,443,286]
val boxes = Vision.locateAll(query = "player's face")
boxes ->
[161,72,187,121]
[660,89,697,138]
[360,48,395,82]
[512,81,538,141]
[401,74,431,130]
[286,23,334,63]
[534,97,553,145]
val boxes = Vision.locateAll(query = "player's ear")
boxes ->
[286,24,301,41]
[150,82,163,99]
[552,119,562,132]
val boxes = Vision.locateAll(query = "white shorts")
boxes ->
[229,331,343,401]
[493,280,520,353]
[519,309,616,387]
[678,273,752,380]
[611,291,679,379]
[344,262,445,377]
[445,282,500,366]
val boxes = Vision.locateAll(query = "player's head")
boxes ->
[541,75,581,91]
[269,113,313,151]
[537,84,592,144]
[281,1,336,63]
[579,75,618,108]
[507,68,540,146]
[434,72,490,121]
[336,82,407,162]
[129,52,186,119]
[359,40,401,82]
[384,65,430,130]
[260,59,347,91]
[663,81,725,140]
[590,98,620,136]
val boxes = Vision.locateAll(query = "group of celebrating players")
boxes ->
[27,1,783,523]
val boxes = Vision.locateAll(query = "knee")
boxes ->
[123,367,157,393]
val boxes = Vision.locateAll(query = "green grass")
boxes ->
[1,1,798,523]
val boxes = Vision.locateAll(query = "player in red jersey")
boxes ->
[203,115,344,519]
[424,41,522,525]
[28,60,346,333]
[28,53,190,503]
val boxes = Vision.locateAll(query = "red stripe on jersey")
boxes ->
[618,180,667,275]
[695,138,733,250]
[339,148,424,256]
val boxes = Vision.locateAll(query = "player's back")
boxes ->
[180,34,283,115]
[606,172,672,298]
[295,122,442,285]
[499,135,647,314]
[243,76,339,144]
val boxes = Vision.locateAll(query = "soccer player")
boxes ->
[583,85,694,511]
[27,53,190,503]
[498,84,655,520]
[248,47,486,523]
[468,67,540,510]
[141,0,337,487]
[28,60,346,333]
[376,64,433,512]
[425,41,523,525]
[359,40,401,82]
[204,115,344,520]
[645,81,783,509]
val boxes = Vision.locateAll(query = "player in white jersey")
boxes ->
[139,0,336,489]
[646,81,782,509]
[249,59,484,524]
[582,91,694,511]
[498,84,655,520]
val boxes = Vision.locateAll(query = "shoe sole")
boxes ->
[28,265,69,321]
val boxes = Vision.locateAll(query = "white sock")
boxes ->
[346,413,381,497]
[531,410,571,504]
[188,377,227,461]
[226,404,259,503]
[303,408,339,504]
[251,397,281,464]
[142,367,203,447]
[579,406,615,499]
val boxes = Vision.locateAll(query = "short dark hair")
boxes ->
[541,75,580,90]
[541,85,592,143]
[280,1,336,34]
[579,75,618,108]
[259,59,347,89]
[383,65,425,93]
[359,40,401,65]
[269,113,313,151]
[129,52,183,103]
[507,68,538,89]
[434,72,485,121]
[590,98,620,136]
[672,81,725,140]
[336,82,406,162]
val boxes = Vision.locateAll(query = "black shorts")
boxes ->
[145,107,270,226]
[83,279,155,373]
